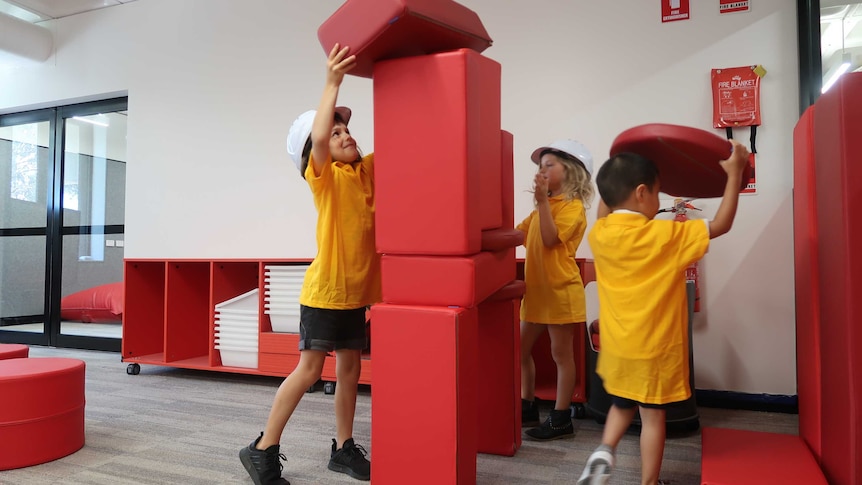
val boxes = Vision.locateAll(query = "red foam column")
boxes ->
[811,72,862,485]
[476,281,524,456]
[792,105,822,462]
[374,48,502,255]
[370,305,478,484]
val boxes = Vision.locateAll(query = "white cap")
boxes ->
[530,139,593,175]
[286,106,352,172]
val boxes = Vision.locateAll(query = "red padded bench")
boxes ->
[701,427,826,484]
[0,343,29,360]
[0,357,86,470]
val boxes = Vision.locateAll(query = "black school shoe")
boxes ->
[239,432,290,485]
[328,438,371,481]
[524,408,574,441]
[522,399,540,427]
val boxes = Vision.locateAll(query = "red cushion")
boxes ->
[317,0,492,79]
[0,344,29,360]
[477,297,521,456]
[792,105,822,461]
[701,427,827,484]
[0,357,86,470]
[374,49,502,255]
[370,304,478,484]
[60,282,124,323]
[610,123,750,198]
[381,249,514,307]
[811,71,862,485]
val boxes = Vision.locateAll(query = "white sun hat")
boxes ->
[530,139,593,175]
[286,106,352,172]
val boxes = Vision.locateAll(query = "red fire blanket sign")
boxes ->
[720,0,750,14]
[662,0,690,22]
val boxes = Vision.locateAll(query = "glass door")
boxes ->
[53,99,127,351]
[0,111,53,345]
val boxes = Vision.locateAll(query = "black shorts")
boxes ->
[298,305,367,352]
[611,395,680,410]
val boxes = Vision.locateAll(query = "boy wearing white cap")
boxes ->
[240,43,378,484]
[516,140,594,441]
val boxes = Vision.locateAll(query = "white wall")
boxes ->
[0,0,800,396]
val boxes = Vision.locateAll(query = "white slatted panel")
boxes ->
[264,264,308,333]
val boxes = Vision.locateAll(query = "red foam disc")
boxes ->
[609,123,750,198]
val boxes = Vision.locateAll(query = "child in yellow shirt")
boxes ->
[516,140,593,440]
[240,43,379,484]
[578,140,749,485]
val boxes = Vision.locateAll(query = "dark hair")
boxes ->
[595,152,659,208]
[299,137,313,180]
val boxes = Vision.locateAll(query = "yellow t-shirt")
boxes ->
[516,196,587,324]
[588,212,709,404]
[299,153,382,310]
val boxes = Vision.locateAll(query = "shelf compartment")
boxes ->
[165,261,211,363]
[122,261,166,360]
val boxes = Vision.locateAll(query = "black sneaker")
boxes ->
[328,438,371,481]
[522,399,540,427]
[239,432,290,485]
[524,409,574,441]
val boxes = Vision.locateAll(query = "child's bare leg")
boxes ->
[259,349,327,448]
[333,349,362,446]
[637,406,666,485]
[601,404,637,448]
[547,324,576,410]
[519,321,545,400]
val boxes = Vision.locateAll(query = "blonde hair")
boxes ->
[534,150,594,208]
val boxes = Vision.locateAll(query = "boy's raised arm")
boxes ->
[708,140,750,239]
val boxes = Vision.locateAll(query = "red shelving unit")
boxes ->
[121,259,372,385]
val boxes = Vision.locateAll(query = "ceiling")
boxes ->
[0,0,136,23]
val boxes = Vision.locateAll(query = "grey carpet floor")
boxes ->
[0,346,799,484]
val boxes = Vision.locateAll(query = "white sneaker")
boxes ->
[577,448,614,485]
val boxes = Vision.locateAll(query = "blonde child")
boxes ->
[240,43,379,484]
[516,140,593,441]
[578,141,749,485]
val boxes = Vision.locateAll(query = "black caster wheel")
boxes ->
[324,381,336,395]
[571,403,587,419]
[126,363,140,375]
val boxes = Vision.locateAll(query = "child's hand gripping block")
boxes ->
[318,0,492,79]
[610,123,751,198]
[374,49,502,255]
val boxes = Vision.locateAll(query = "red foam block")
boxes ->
[318,0,492,79]
[370,304,477,484]
[610,123,750,198]
[381,249,514,308]
[374,48,503,254]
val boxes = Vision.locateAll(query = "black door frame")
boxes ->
[0,97,127,352]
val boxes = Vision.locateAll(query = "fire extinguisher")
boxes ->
[659,198,703,312]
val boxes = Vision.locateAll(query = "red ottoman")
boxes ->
[0,344,29,360]
[0,357,86,470]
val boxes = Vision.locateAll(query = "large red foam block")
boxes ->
[381,249,514,307]
[811,71,862,485]
[700,427,827,484]
[476,281,524,456]
[610,123,750,198]
[374,48,502,255]
[792,105,822,462]
[318,0,492,79]
[0,357,86,470]
[370,304,478,484]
